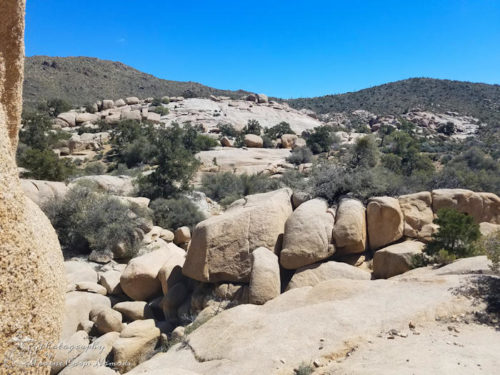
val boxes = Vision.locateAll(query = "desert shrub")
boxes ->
[294,363,314,375]
[349,135,379,168]
[201,172,281,206]
[243,119,262,135]
[38,98,72,117]
[43,185,149,257]
[161,97,170,104]
[83,161,107,175]
[84,102,97,113]
[18,148,76,181]
[262,135,274,148]
[424,208,481,261]
[182,123,218,152]
[137,123,200,199]
[480,231,500,273]
[218,123,239,137]
[286,146,313,165]
[150,197,205,230]
[304,125,340,154]
[265,122,295,139]
[437,122,456,136]
[195,134,218,151]
[150,106,170,116]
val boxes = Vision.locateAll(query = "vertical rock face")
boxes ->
[366,196,404,250]
[0,1,65,372]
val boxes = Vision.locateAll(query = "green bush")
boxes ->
[424,208,481,261]
[243,119,262,135]
[218,123,239,137]
[37,98,72,117]
[150,106,170,116]
[201,172,282,206]
[43,185,149,257]
[305,125,340,154]
[349,135,379,168]
[137,123,200,199]
[17,148,76,181]
[286,146,313,165]
[480,231,500,273]
[265,122,295,139]
[150,197,205,230]
[262,135,274,148]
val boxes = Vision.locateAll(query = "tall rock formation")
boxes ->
[0,1,65,373]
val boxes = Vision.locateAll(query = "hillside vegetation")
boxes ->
[287,78,500,123]
[23,56,249,109]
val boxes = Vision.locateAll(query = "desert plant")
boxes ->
[17,148,76,181]
[243,119,262,135]
[218,123,239,138]
[304,125,340,154]
[201,172,282,206]
[43,185,150,257]
[424,208,481,260]
[265,121,295,139]
[294,363,314,375]
[150,197,205,230]
[286,146,313,165]
[480,231,500,273]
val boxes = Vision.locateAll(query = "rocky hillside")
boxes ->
[23,56,250,109]
[287,78,500,124]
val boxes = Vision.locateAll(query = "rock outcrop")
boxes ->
[280,198,335,269]
[399,191,436,241]
[249,247,280,305]
[183,189,293,282]
[372,240,425,279]
[286,261,371,290]
[332,198,366,255]
[367,196,404,250]
[0,1,65,372]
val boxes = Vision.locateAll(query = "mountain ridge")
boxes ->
[24,56,500,124]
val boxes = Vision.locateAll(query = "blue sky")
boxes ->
[25,0,500,98]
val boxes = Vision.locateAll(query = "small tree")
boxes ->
[150,197,205,230]
[425,208,481,260]
[305,125,339,154]
[265,122,295,139]
[243,119,262,135]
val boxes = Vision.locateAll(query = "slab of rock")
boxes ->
[127,274,476,375]
[99,269,123,295]
[399,191,436,241]
[249,247,280,305]
[183,188,293,282]
[60,332,120,375]
[220,136,234,147]
[280,198,335,269]
[281,134,298,148]
[121,109,142,121]
[432,189,500,224]
[21,179,68,206]
[93,307,123,334]
[51,330,89,374]
[244,134,263,148]
[121,243,186,301]
[157,251,185,295]
[75,281,107,295]
[257,94,269,103]
[61,291,111,339]
[367,196,404,250]
[70,175,134,196]
[434,255,492,276]
[57,112,77,127]
[174,226,191,244]
[373,240,425,279]
[126,97,140,105]
[65,260,98,285]
[114,301,154,321]
[286,261,371,290]
[76,112,99,124]
[332,198,366,255]
[112,319,161,373]
[479,222,500,236]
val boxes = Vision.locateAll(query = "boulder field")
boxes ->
[46,186,499,374]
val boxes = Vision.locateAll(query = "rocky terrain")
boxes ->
[1,3,500,374]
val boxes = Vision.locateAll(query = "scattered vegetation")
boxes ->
[424,208,481,264]
[303,125,340,154]
[150,197,205,230]
[201,172,281,206]
[264,121,295,139]
[286,146,313,165]
[43,185,150,257]
[480,231,500,273]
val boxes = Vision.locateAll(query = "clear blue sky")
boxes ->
[25,0,500,98]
